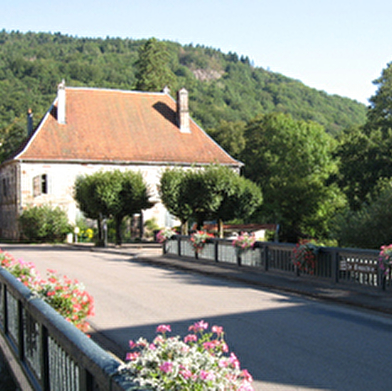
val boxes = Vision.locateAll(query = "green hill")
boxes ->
[0,30,367,161]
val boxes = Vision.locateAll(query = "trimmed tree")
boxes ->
[159,165,262,237]
[74,170,153,246]
[159,168,192,235]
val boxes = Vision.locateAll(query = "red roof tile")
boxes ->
[16,87,240,166]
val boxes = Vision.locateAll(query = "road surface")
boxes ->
[2,244,392,391]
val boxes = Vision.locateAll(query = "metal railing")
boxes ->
[0,267,138,391]
[164,236,389,290]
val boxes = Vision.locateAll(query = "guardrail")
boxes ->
[0,266,138,391]
[164,236,390,290]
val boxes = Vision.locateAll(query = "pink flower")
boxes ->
[203,340,219,351]
[180,367,193,379]
[240,369,253,382]
[212,325,223,335]
[199,370,215,381]
[125,352,140,361]
[189,320,209,333]
[159,361,173,373]
[184,334,198,343]
[228,352,240,369]
[219,359,229,368]
[156,324,171,334]
[220,341,229,353]
[153,335,165,345]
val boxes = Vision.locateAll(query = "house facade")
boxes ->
[0,82,241,240]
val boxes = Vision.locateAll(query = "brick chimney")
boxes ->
[57,79,66,125]
[27,108,33,136]
[177,88,190,133]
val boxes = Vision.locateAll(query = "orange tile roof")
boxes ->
[16,87,240,166]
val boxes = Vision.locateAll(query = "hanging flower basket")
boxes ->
[232,232,256,266]
[379,244,392,275]
[156,228,177,243]
[292,239,319,275]
[232,232,256,256]
[190,231,214,255]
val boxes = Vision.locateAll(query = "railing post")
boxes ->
[236,249,242,267]
[163,241,167,255]
[79,368,94,391]
[214,240,219,263]
[18,300,24,361]
[40,325,49,391]
[177,236,181,257]
[378,268,386,291]
[4,286,8,335]
[332,249,339,284]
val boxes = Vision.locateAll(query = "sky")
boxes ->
[2,0,392,105]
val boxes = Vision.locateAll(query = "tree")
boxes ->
[74,171,114,246]
[207,120,246,159]
[74,170,153,246]
[135,38,175,92]
[159,165,262,237]
[335,125,391,210]
[366,61,392,135]
[110,170,154,245]
[337,62,392,210]
[182,167,226,230]
[159,168,192,235]
[242,113,342,242]
[332,182,392,249]
[203,165,262,237]
[0,117,27,162]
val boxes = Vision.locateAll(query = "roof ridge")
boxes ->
[65,86,168,96]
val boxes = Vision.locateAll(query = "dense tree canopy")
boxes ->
[336,61,392,210]
[0,30,366,163]
[4,30,387,246]
[242,113,344,242]
[332,183,392,249]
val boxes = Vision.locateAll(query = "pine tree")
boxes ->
[135,38,175,92]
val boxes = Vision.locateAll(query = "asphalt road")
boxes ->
[2,244,392,391]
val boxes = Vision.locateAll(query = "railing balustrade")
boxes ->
[164,236,387,290]
[0,267,138,391]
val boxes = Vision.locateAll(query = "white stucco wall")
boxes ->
[0,161,179,239]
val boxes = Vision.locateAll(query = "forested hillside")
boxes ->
[0,30,366,162]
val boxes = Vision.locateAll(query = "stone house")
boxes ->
[0,82,241,239]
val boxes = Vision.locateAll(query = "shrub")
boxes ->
[19,204,72,242]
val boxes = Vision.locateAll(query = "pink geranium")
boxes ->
[156,324,172,334]
[121,320,254,390]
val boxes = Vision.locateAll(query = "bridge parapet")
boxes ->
[0,266,138,391]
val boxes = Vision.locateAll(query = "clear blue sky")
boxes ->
[3,0,392,104]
